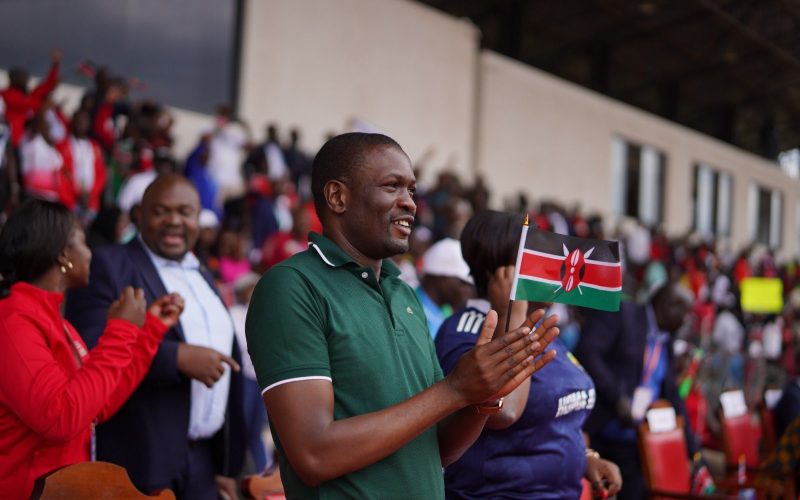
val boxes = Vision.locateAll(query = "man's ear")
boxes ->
[324,180,348,215]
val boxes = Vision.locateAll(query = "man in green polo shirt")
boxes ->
[246,132,559,499]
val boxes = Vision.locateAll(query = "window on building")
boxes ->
[691,163,732,237]
[779,148,800,179]
[748,183,783,249]
[610,136,666,227]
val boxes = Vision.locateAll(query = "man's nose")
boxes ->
[399,190,417,214]
[165,211,182,224]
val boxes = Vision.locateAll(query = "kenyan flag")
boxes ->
[510,225,622,312]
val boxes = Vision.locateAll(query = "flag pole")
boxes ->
[506,214,530,332]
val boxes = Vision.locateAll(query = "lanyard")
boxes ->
[62,321,96,461]
[62,322,86,367]
[642,338,663,386]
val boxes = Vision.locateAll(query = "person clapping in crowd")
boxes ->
[435,210,622,499]
[0,199,183,498]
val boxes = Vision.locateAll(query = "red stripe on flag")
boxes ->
[520,252,621,288]
[520,252,562,281]
[583,263,621,288]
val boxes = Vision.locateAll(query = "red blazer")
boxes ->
[0,63,59,147]
[92,102,115,152]
[0,282,168,498]
[58,137,108,212]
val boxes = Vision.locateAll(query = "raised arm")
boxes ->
[29,50,61,103]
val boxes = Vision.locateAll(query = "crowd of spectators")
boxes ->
[2,52,800,496]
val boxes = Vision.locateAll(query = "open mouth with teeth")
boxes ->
[391,218,413,237]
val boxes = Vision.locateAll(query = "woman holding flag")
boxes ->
[435,210,622,499]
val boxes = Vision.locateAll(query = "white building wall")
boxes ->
[477,51,800,258]
[237,0,480,184]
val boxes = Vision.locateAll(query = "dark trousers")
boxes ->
[147,439,217,500]
[592,436,646,500]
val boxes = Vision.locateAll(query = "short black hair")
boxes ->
[460,210,525,298]
[0,199,76,297]
[311,132,403,217]
[8,66,28,88]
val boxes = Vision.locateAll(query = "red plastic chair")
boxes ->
[758,402,777,455]
[638,412,693,498]
[720,412,760,469]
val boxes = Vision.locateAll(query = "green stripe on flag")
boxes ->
[514,277,620,312]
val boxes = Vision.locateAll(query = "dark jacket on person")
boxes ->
[65,238,246,491]
[575,300,697,454]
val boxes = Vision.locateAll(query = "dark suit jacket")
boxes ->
[575,301,696,453]
[65,238,246,491]
[775,380,800,440]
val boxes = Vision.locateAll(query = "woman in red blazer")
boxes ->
[0,199,184,498]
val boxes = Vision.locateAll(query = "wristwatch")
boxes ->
[585,448,601,459]
[475,398,504,415]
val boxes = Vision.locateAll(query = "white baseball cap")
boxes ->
[421,238,473,284]
[199,209,220,229]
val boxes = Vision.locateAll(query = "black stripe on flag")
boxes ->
[525,229,620,263]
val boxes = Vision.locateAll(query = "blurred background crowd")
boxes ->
[2,45,800,488]
[3,0,800,497]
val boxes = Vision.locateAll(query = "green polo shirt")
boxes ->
[246,232,445,499]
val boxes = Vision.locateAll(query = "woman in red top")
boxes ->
[0,199,184,498]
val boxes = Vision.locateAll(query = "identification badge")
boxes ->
[631,386,654,421]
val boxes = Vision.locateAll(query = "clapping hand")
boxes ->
[107,286,147,328]
[446,308,560,406]
[148,292,184,329]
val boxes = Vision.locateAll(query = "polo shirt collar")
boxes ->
[308,232,401,278]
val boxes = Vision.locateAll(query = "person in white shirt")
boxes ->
[206,106,249,207]
[19,111,65,203]
[66,175,246,499]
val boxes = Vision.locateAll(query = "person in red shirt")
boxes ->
[0,50,61,148]
[733,250,752,285]
[92,79,126,153]
[58,109,108,224]
[0,199,184,498]
[260,203,311,271]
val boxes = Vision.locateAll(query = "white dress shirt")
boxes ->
[142,240,235,440]
[69,137,95,191]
